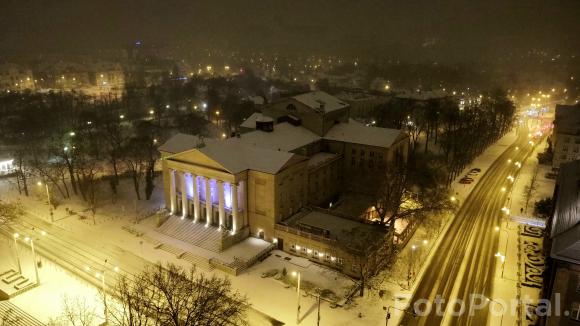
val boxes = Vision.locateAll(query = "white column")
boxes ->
[218,181,225,229]
[169,169,176,214]
[205,178,212,226]
[192,174,200,222]
[232,183,239,232]
[180,172,188,218]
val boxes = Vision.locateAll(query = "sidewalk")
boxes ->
[489,136,554,326]
[506,137,555,222]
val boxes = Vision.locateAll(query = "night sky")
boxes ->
[1,0,579,61]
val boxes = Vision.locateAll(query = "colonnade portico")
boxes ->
[168,169,245,234]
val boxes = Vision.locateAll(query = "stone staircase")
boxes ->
[0,270,36,298]
[0,300,45,325]
[157,217,224,252]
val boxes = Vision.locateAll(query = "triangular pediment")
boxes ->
[168,149,232,173]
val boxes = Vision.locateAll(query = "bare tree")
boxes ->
[60,295,98,326]
[338,227,393,297]
[109,263,248,326]
[0,201,21,227]
[522,166,539,214]
[123,137,149,201]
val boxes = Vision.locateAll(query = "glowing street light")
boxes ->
[23,236,40,284]
[85,259,119,325]
[501,187,506,192]
[37,180,53,221]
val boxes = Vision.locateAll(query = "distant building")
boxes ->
[0,63,35,92]
[160,91,408,277]
[552,104,580,168]
[542,160,580,325]
[0,157,14,175]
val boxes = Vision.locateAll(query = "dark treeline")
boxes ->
[0,73,270,210]
[373,88,516,185]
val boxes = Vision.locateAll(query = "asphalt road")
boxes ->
[400,127,533,326]
[2,211,282,326]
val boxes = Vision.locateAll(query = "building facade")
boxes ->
[552,104,580,168]
[160,91,408,277]
[542,160,580,325]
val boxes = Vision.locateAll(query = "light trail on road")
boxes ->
[400,126,534,326]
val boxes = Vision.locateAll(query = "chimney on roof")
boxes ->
[319,101,325,112]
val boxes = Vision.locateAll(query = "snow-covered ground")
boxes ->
[0,123,543,326]
[0,236,104,325]
[507,136,555,219]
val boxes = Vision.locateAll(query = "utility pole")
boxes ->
[316,288,321,326]
[292,271,301,324]
[12,233,22,274]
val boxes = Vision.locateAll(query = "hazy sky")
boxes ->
[1,0,579,61]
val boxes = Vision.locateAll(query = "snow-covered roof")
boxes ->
[239,113,273,130]
[171,139,306,175]
[292,210,379,243]
[234,122,320,152]
[308,152,339,169]
[159,133,214,154]
[395,90,448,101]
[551,160,580,263]
[292,91,349,113]
[324,119,404,148]
[553,160,580,237]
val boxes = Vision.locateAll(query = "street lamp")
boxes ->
[291,271,301,324]
[408,245,417,287]
[383,306,417,326]
[85,260,119,325]
[486,297,505,326]
[23,236,39,285]
[494,226,509,278]
[12,233,22,274]
[37,180,53,222]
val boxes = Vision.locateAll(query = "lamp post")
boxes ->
[12,233,22,274]
[292,271,301,324]
[383,306,416,326]
[494,226,509,278]
[486,298,504,326]
[85,259,119,325]
[408,245,417,287]
[315,288,321,326]
[23,236,39,284]
[37,180,53,222]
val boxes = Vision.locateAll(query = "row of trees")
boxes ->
[0,72,264,213]
[344,89,516,295]
[55,263,248,326]
[373,88,516,184]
